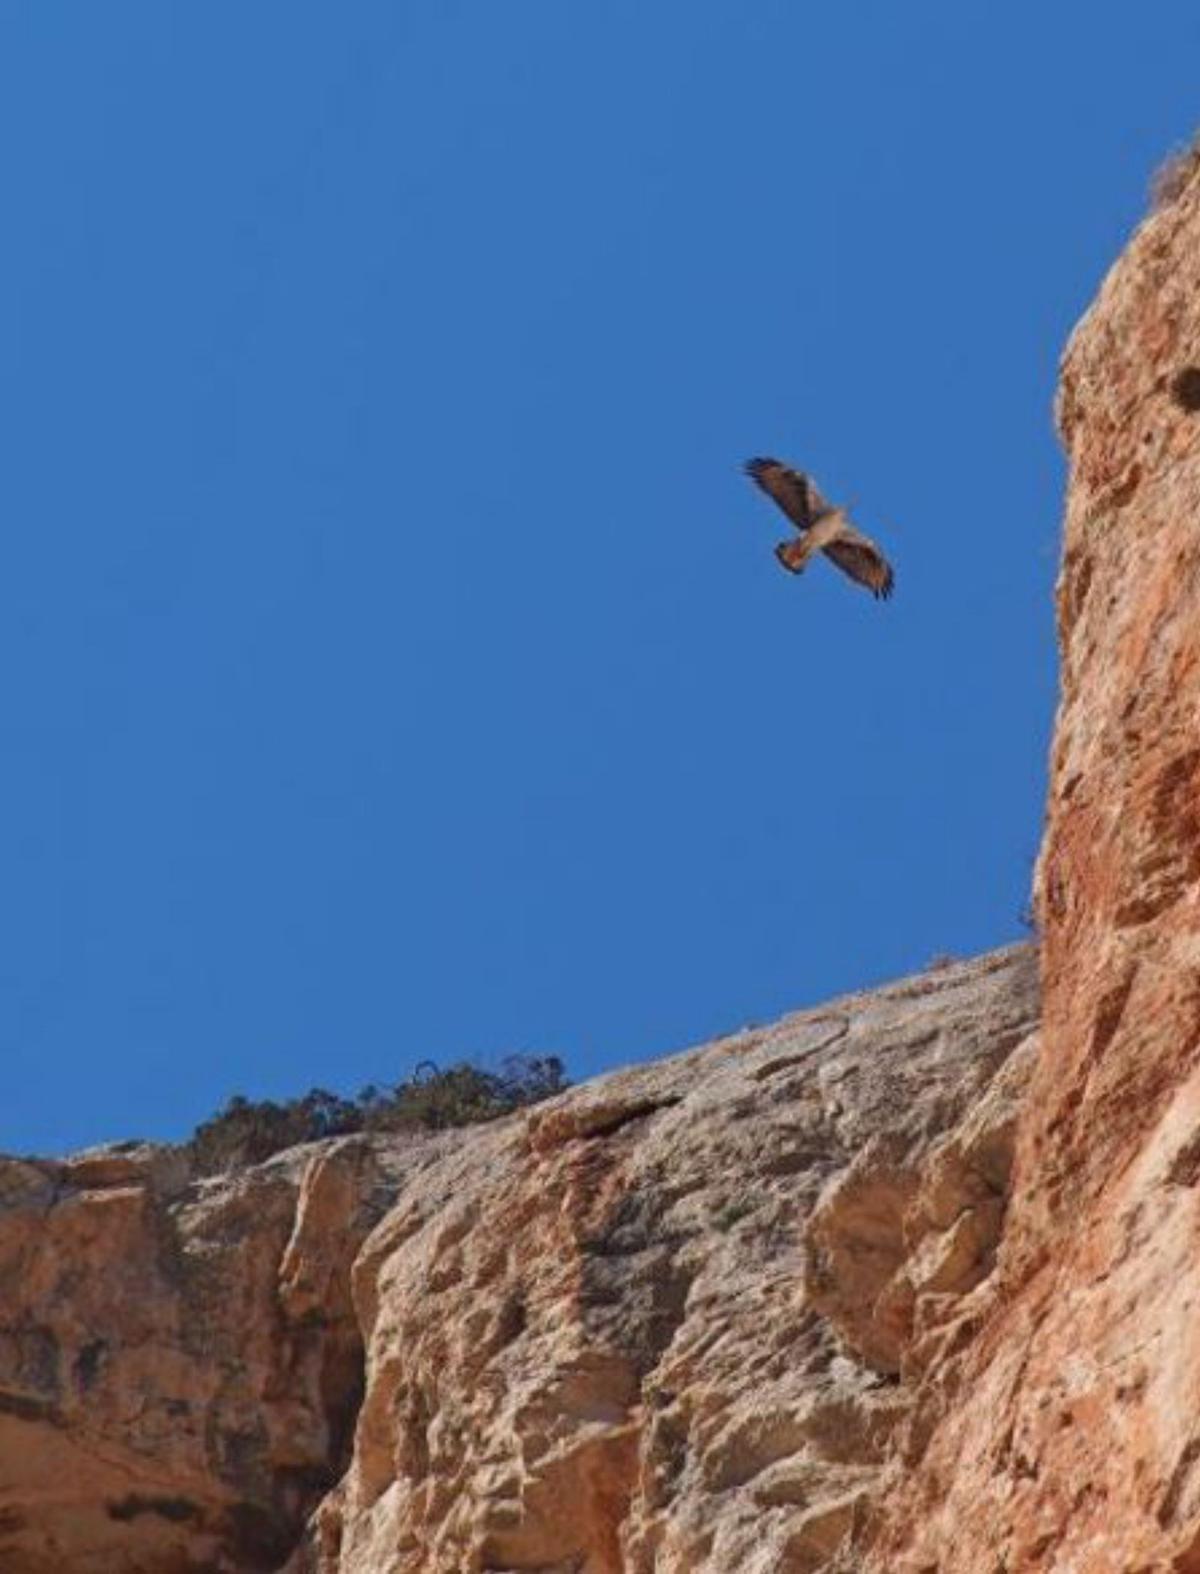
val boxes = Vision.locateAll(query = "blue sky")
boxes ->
[1,3,1196,1153]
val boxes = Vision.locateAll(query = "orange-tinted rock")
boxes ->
[865,156,1200,1572]
[0,1136,417,1573]
[14,161,1200,1566]
[307,947,1036,1574]
[0,952,1038,1574]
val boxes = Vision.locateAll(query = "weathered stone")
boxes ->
[0,947,1038,1573]
[10,144,1200,1571]
[865,149,1200,1573]
[307,945,1036,1573]
[0,1135,422,1573]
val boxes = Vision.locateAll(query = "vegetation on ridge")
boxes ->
[187,1054,569,1175]
[1150,129,1200,210]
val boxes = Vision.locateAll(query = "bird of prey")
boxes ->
[743,457,895,600]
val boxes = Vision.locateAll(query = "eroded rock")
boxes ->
[0,957,1037,1574]
[304,945,1037,1574]
[0,1136,422,1573]
[866,149,1200,1574]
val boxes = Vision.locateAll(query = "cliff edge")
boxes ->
[0,949,1036,1572]
[865,151,1200,1572]
[4,151,1200,1574]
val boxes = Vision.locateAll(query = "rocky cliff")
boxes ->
[307,947,1035,1574]
[0,1135,419,1572]
[5,151,1200,1574]
[0,948,1036,1573]
[859,149,1200,1572]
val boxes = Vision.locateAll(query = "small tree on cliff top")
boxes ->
[187,1054,568,1174]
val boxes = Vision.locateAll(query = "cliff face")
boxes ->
[0,947,1038,1573]
[0,1137,433,1573]
[6,156,1200,1574]
[307,947,1035,1574]
[865,160,1200,1571]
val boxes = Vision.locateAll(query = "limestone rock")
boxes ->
[0,1135,423,1573]
[6,134,1200,1574]
[866,153,1200,1572]
[0,949,1036,1573]
[306,945,1037,1574]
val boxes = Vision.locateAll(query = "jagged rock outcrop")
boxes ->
[0,947,1037,1573]
[296,945,1037,1573]
[7,146,1199,1574]
[0,1135,425,1572]
[864,154,1200,1571]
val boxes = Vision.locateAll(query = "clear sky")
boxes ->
[1,3,1196,1154]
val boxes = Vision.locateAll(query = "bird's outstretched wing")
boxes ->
[821,519,895,600]
[743,457,829,532]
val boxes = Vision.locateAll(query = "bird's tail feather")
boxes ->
[775,540,808,574]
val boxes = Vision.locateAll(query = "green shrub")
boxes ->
[1150,131,1200,211]
[187,1055,569,1175]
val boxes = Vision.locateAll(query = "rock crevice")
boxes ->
[865,152,1200,1574]
[0,949,1038,1573]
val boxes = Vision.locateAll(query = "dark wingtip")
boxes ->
[743,456,777,479]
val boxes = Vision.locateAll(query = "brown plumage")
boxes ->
[744,457,895,600]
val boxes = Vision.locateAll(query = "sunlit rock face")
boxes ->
[11,155,1200,1574]
[301,945,1036,1574]
[865,160,1200,1573]
[0,947,1036,1574]
[0,1135,416,1573]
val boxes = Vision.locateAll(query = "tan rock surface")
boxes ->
[864,156,1200,1572]
[11,142,1200,1574]
[0,1134,421,1573]
[0,948,1036,1573]
[306,945,1036,1574]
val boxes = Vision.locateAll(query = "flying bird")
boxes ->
[743,457,895,600]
